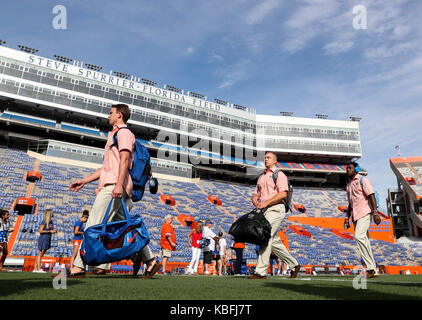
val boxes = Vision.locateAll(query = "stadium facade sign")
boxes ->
[26,55,224,113]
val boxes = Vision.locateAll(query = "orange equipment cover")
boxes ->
[337,205,348,213]
[208,196,222,206]
[294,204,306,213]
[27,171,41,179]
[160,195,175,206]
[16,197,35,206]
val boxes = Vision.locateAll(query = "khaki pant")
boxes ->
[255,204,298,276]
[73,184,154,270]
[161,249,172,258]
[353,213,376,271]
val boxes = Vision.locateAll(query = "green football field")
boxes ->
[1,272,422,300]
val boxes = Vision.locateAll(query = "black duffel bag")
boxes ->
[229,208,272,246]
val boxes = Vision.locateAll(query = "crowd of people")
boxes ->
[0,104,382,279]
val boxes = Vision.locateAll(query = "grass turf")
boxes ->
[1,272,422,300]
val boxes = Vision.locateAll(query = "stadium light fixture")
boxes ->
[84,63,103,72]
[188,91,206,99]
[233,104,247,111]
[214,98,228,106]
[316,114,328,119]
[53,54,73,64]
[164,84,183,94]
[0,40,6,46]
[141,78,157,86]
[349,116,362,122]
[17,45,39,54]
[280,112,293,117]
[113,71,131,79]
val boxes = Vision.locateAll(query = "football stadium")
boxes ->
[0,41,422,302]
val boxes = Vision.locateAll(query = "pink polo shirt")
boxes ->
[98,124,135,197]
[346,174,375,221]
[253,167,289,204]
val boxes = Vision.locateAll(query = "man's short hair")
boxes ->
[112,104,131,123]
[165,214,173,221]
[265,151,278,160]
[82,210,89,218]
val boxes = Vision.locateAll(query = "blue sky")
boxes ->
[1,0,421,211]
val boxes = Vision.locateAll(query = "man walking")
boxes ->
[161,214,176,275]
[345,162,381,278]
[69,104,160,278]
[249,151,300,279]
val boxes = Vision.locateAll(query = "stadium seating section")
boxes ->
[1,147,422,268]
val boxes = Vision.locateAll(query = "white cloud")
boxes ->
[208,52,224,63]
[186,46,195,55]
[324,40,354,55]
[364,41,420,59]
[217,60,251,89]
[281,0,341,53]
[245,0,280,25]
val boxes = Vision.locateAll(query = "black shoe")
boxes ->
[289,265,301,278]
[67,271,86,279]
[366,270,379,278]
[92,269,107,275]
[143,262,161,279]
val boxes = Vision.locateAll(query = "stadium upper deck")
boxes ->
[0,44,361,163]
[388,157,422,238]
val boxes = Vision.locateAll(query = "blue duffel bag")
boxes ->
[80,197,150,266]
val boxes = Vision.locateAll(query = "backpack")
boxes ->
[257,168,293,212]
[359,176,380,208]
[111,127,157,202]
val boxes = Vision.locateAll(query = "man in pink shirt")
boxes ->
[68,104,160,278]
[345,162,381,278]
[249,151,300,279]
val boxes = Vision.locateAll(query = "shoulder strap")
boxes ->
[110,127,130,150]
[272,168,281,190]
